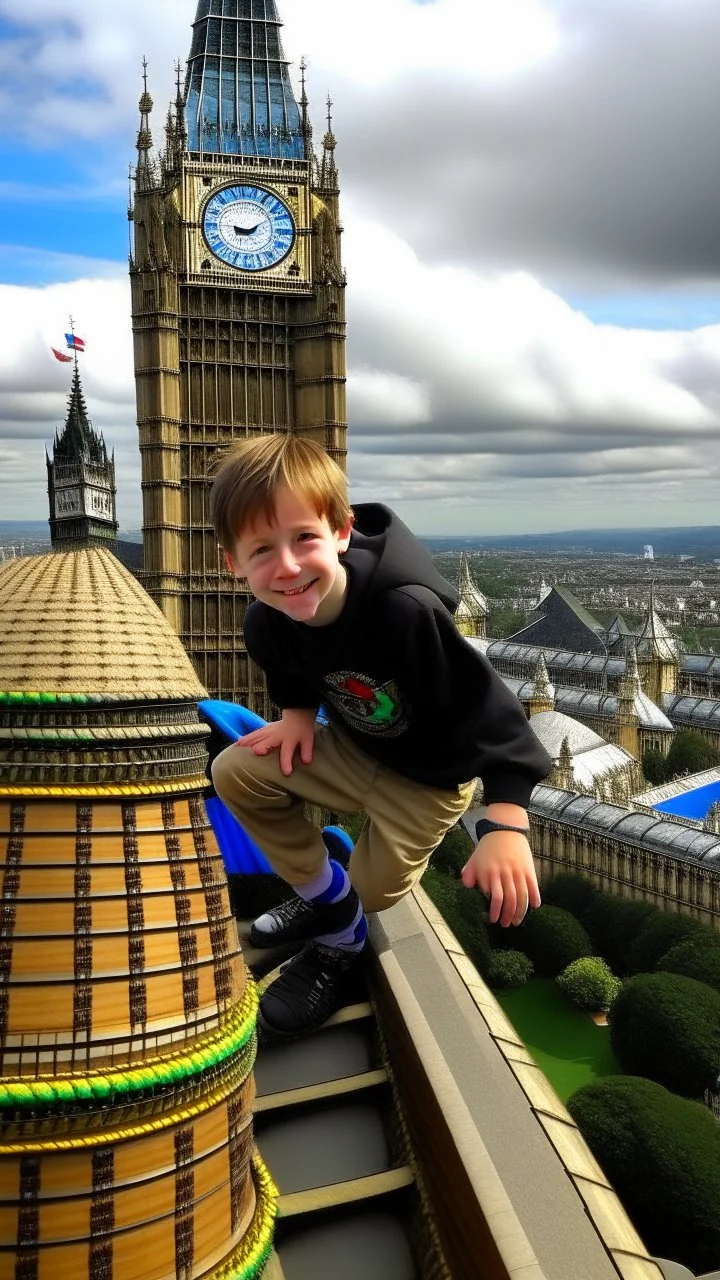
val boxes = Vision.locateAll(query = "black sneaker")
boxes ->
[249,886,360,949]
[259,941,364,1037]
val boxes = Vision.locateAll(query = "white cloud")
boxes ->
[2,216,719,531]
[1,0,720,533]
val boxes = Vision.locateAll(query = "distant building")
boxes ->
[46,364,118,551]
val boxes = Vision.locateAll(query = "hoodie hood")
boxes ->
[345,503,458,613]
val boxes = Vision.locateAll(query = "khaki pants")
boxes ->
[211,726,475,914]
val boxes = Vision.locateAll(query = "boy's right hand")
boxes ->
[235,708,317,778]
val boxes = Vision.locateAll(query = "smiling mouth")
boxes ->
[280,580,318,597]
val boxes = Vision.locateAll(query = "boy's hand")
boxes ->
[461,831,541,928]
[235,708,317,778]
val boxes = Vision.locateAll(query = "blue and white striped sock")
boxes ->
[295,856,367,952]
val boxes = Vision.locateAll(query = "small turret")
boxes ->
[136,58,157,191]
[528,653,555,717]
[455,552,488,639]
[319,94,338,191]
[46,362,118,551]
[299,56,314,163]
[635,581,680,704]
[553,737,575,791]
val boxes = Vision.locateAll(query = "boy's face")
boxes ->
[224,487,353,625]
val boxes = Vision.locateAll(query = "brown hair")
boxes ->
[210,434,352,552]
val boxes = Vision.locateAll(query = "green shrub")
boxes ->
[338,812,366,844]
[568,1076,720,1276]
[584,895,658,975]
[421,866,493,977]
[540,872,597,924]
[657,934,720,994]
[430,823,473,877]
[513,905,593,977]
[664,730,720,780]
[487,950,534,989]
[627,911,708,974]
[641,747,668,785]
[610,972,720,1097]
[556,957,621,1012]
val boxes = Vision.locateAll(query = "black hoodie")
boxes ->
[243,503,551,806]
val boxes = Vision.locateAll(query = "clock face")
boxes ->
[202,184,295,272]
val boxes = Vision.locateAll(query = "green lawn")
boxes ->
[496,978,621,1103]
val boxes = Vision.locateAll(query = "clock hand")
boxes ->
[234,222,263,238]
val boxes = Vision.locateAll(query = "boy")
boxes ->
[210,435,551,1037]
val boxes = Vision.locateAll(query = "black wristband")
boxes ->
[475,818,530,842]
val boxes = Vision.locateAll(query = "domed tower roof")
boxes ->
[0,548,271,1279]
[1,546,203,701]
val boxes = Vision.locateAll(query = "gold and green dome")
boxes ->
[0,548,275,1278]
[0,548,210,794]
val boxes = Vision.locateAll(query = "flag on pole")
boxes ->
[52,347,73,363]
[65,333,86,352]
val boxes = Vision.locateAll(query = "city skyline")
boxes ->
[0,0,720,534]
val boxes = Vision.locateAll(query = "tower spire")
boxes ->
[299,55,313,158]
[320,92,338,190]
[185,0,303,158]
[136,57,156,190]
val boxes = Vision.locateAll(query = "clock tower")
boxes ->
[130,0,347,711]
[46,363,119,551]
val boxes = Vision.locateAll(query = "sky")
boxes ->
[1,0,720,536]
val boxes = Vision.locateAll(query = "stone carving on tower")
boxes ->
[129,1,347,710]
[46,362,118,551]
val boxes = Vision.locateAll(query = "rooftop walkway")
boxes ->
[235,887,701,1280]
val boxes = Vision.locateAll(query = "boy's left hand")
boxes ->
[461,832,541,928]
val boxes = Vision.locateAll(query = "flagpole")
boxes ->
[69,314,78,373]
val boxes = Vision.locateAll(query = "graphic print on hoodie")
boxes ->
[323,671,407,737]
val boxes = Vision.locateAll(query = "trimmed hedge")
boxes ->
[540,872,597,924]
[610,972,720,1097]
[556,957,621,1012]
[583,894,657,976]
[657,934,720,994]
[430,823,473,877]
[421,866,492,977]
[627,911,708,975]
[487,950,534,990]
[568,1075,720,1275]
[513,905,593,977]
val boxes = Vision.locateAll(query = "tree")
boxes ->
[421,866,492,977]
[657,935,720,994]
[610,972,720,1098]
[487,950,534,989]
[487,608,526,639]
[664,730,720,781]
[541,872,597,925]
[556,957,621,1012]
[584,895,657,976]
[627,911,707,974]
[430,823,473,877]
[641,747,667,786]
[568,1076,720,1276]
[513,905,593,977]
